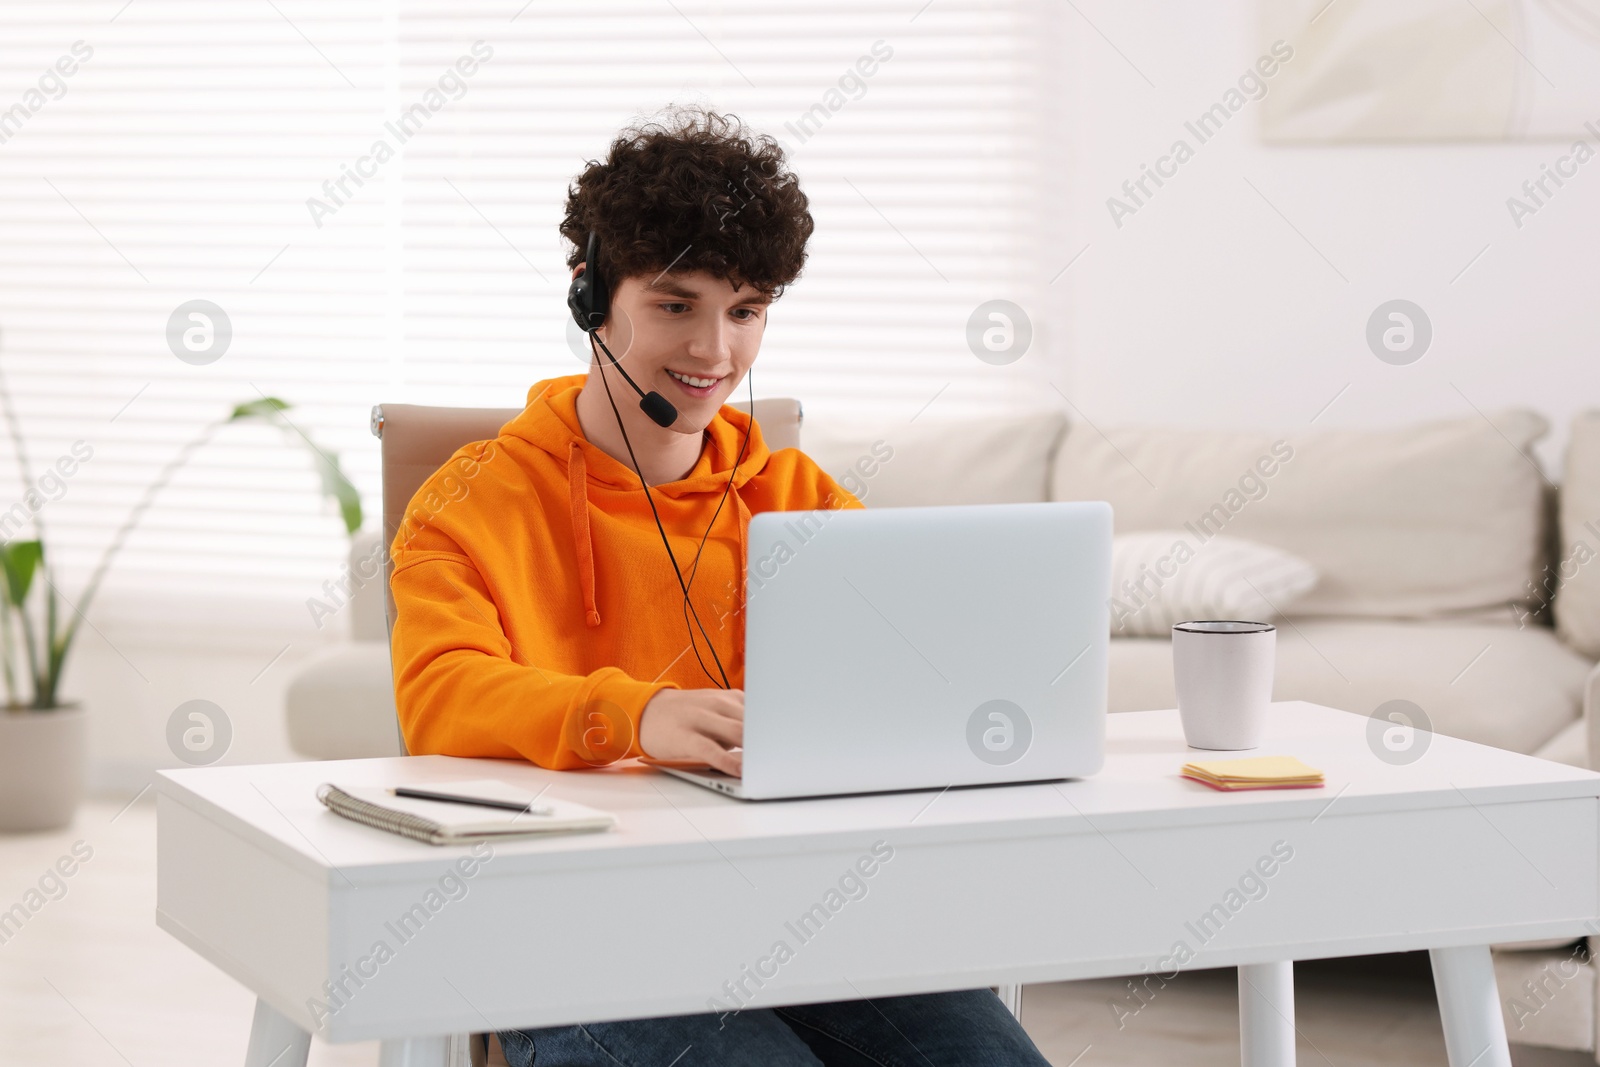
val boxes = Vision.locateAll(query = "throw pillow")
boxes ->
[1109,531,1319,637]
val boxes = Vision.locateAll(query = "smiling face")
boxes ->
[590,267,770,433]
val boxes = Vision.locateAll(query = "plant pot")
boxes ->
[0,703,87,833]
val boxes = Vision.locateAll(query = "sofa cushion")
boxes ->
[1490,946,1593,1043]
[1556,410,1600,658]
[1109,531,1319,636]
[1107,619,1586,756]
[285,643,405,759]
[1050,410,1551,619]
[347,528,388,642]
[802,411,1066,508]
[1532,717,1589,770]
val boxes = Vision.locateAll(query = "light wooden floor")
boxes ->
[1024,957,1593,1066]
[0,797,1588,1066]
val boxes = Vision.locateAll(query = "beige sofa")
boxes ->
[287,405,1600,1057]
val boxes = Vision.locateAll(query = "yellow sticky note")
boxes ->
[1181,755,1324,783]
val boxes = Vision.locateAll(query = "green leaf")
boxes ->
[0,540,42,608]
[42,576,62,708]
[229,396,289,421]
[312,447,364,535]
[230,397,362,535]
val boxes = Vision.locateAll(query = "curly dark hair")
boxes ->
[561,105,814,299]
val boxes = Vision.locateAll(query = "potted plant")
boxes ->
[0,356,361,832]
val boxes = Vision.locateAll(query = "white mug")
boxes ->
[1171,620,1277,750]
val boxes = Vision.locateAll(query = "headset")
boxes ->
[566,229,753,690]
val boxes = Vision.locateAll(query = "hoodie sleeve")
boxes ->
[775,445,870,512]
[388,532,678,770]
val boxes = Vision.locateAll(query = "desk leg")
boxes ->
[1430,944,1512,1067]
[996,984,1022,1020]
[244,997,310,1067]
[378,1034,453,1066]
[1238,961,1295,1066]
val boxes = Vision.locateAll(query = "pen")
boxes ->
[391,786,554,816]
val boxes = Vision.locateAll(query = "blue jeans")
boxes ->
[498,988,1049,1066]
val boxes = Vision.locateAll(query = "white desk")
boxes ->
[155,701,1600,1067]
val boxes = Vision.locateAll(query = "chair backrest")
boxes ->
[371,395,802,640]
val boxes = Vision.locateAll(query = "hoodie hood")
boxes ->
[500,373,771,628]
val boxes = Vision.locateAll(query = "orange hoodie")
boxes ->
[388,372,864,769]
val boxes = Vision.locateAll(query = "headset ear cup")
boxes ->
[566,272,590,332]
[566,230,608,331]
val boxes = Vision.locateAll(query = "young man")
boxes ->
[388,106,1051,1067]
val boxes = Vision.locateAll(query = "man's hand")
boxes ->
[639,687,744,777]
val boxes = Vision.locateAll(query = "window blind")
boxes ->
[0,0,1057,639]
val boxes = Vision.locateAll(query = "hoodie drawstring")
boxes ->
[566,431,753,632]
[734,491,749,612]
[567,440,602,628]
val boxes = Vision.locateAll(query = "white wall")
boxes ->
[1058,1,1599,476]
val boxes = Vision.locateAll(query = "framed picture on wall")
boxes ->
[1261,0,1600,141]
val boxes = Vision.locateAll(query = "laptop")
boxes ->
[651,500,1112,800]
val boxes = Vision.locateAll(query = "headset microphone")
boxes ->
[636,390,678,429]
[567,230,679,429]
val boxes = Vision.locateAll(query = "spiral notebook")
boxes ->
[315,778,616,845]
